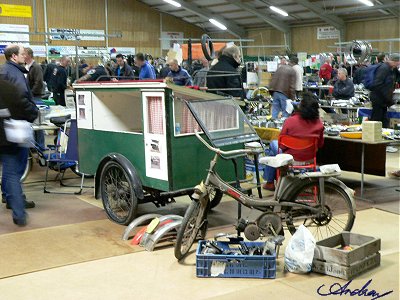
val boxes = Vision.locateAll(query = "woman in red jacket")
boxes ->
[263,92,324,191]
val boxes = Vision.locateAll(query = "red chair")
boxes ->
[277,135,319,203]
[278,135,318,172]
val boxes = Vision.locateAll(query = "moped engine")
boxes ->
[256,212,283,236]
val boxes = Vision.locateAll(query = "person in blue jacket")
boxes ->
[135,53,156,80]
[166,59,193,86]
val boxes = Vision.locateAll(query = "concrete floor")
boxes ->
[0,145,398,300]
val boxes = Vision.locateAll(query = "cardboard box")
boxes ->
[312,232,381,280]
[362,121,382,142]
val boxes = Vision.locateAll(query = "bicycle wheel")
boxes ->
[174,198,209,260]
[285,181,355,241]
[100,161,138,225]
[209,188,223,209]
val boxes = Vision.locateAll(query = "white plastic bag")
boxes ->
[285,99,294,114]
[3,119,34,146]
[284,225,316,273]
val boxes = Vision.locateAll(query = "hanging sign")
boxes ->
[317,26,340,40]
[0,24,29,44]
[0,4,32,18]
[161,32,184,50]
[49,28,105,41]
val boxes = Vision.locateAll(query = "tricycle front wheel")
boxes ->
[100,160,138,225]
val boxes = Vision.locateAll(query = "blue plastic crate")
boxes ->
[196,240,276,279]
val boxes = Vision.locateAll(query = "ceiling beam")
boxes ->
[230,0,290,33]
[325,2,400,15]
[177,0,246,38]
[296,0,345,30]
[376,0,399,18]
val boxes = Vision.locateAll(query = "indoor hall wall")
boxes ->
[0,0,205,58]
[244,18,399,55]
[0,0,45,44]
[245,28,285,56]
[291,25,337,54]
[345,18,400,53]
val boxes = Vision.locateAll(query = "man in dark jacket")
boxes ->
[166,59,192,86]
[206,45,244,98]
[113,53,134,80]
[0,45,38,225]
[49,56,71,106]
[370,53,400,128]
[43,59,57,91]
[333,68,354,100]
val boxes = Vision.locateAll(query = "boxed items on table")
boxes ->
[362,121,382,142]
[312,232,381,280]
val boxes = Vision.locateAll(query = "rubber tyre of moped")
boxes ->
[174,199,208,260]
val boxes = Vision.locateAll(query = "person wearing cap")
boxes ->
[369,53,400,128]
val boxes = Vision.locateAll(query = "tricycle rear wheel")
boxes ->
[100,160,138,225]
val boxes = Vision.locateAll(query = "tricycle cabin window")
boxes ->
[173,95,239,135]
[92,90,143,133]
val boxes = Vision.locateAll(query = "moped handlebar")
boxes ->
[194,131,262,156]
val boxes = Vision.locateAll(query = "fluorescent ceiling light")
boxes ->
[358,0,374,6]
[270,6,288,17]
[163,0,181,8]
[209,18,227,30]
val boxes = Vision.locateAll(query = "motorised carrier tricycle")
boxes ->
[73,81,249,225]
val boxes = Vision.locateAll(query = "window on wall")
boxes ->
[92,90,143,133]
[147,96,164,135]
[173,94,239,135]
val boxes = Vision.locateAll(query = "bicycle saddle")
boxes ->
[49,115,71,127]
[259,154,294,168]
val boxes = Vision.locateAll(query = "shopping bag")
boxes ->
[3,119,34,146]
[284,225,316,273]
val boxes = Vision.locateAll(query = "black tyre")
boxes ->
[70,165,94,178]
[201,34,215,61]
[175,198,209,260]
[285,181,355,241]
[100,160,138,225]
[209,188,223,209]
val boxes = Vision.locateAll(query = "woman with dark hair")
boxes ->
[262,92,324,191]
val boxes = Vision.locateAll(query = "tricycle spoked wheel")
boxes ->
[209,188,223,209]
[174,199,208,260]
[100,161,138,225]
[286,182,355,241]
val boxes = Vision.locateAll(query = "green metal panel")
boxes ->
[169,134,245,190]
[78,129,169,191]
